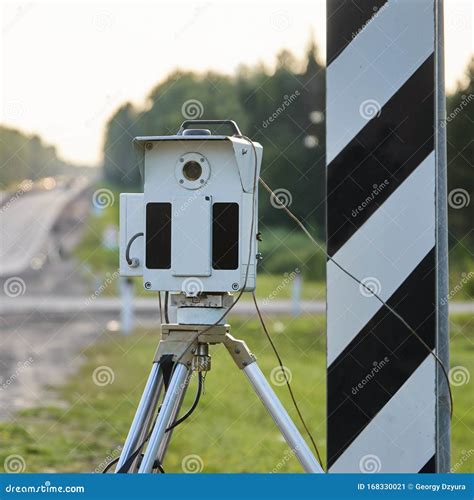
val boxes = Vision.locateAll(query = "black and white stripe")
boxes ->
[326,0,441,473]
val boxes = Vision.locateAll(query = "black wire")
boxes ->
[259,177,453,418]
[166,372,203,431]
[125,232,144,266]
[164,292,170,324]
[252,292,324,468]
[108,370,203,473]
[158,292,163,324]
[102,456,119,473]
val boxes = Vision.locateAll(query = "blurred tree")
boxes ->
[446,56,473,247]
[103,103,140,186]
[0,126,74,189]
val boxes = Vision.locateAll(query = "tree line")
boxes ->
[102,43,472,251]
[0,126,79,189]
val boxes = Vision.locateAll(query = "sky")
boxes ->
[0,0,473,167]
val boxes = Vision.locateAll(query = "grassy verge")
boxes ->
[1,315,472,473]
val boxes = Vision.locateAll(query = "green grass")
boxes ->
[1,315,472,473]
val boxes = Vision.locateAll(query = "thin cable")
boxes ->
[166,372,203,431]
[158,292,163,324]
[252,292,323,468]
[164,292,170,324]
[112,370,202,474]
[259,177,453,418]
[125,232,143,266]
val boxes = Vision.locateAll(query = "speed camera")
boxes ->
[119,120,263,295]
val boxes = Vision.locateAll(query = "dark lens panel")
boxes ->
[212,202,239,270]
[146,202,172,269]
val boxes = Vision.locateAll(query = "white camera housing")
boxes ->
[119,121,262,295]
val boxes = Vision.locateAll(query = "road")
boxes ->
[0,178,94,420]
[1,296,472,318]
[0,180,89,277]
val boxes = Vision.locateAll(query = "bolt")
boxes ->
[144,282,152,289]
[200,179,205,184]
[179,179,184,184]
[200,157,205,162]
[145,143,153,150]
[180,157,184,162]
[232,283,239,291]
[242,361,247,366]
[234,349,240,354]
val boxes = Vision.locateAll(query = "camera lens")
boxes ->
[182,161,202,181]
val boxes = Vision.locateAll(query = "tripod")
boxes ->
[116,293,323,473]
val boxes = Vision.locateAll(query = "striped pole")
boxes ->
[326,0,449,473]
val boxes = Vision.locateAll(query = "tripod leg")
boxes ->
[138,362,190,473]
[116,362,163,471]
[154,371,192,468]
[243,362,324,473]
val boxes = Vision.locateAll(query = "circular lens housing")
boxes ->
[182,161,202,181]
[175,153,210,190]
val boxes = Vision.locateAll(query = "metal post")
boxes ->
[120,277,134,335]
[242,363,324,473]
[116,362,163,471]
[138,363,189,473]
[435,0,450,473]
